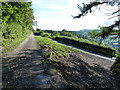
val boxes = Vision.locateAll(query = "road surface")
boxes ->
[2,33,119,89]
[2,33,66,88]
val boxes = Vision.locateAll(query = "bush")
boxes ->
[41,33,51,38]
[33,30,44,36]
[2,2,34,54]
[111,52,120,71]
[53,37,116,57]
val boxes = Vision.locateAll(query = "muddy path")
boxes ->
[2,33,67,88]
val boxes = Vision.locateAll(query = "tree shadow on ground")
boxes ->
[47,55,120,89]
[2,49,51,88]
[2,48,120,89]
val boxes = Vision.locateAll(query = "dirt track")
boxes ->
[2,33,120,89]
[2,33,67,88]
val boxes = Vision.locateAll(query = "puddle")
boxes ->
[38,75,52,85]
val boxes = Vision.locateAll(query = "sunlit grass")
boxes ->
[2,32,31,55]
[57,36,113,49]
[35,36,83,59]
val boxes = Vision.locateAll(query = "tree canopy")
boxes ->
[2,1,34,40]
[73,0,120,38]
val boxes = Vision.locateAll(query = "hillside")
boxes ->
[74,29,119,50]
[2,33,120,89]
[2,1,120,89]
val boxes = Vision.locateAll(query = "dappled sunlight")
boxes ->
[2,49,47,88]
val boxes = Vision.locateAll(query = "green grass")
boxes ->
[57,36,112,49]
[33,30,113,49]
[111,52,120,74]
[35,36,83,59]
[34,30,114,49]
[35,36,120,75]
[2,32,31,55]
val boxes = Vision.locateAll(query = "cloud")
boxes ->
[32,0,118,31]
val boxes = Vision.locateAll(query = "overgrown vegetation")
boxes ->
[73,1,120,38]
[72,0,120,75]
[35,36,80,60]
[34,29,119,75]
[111,52,120,75]
[33,30,108,47]
[2,1,34,54]
[33,30,116,57]
[53,37,116,57]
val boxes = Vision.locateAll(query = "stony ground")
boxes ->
[2,33,120,89]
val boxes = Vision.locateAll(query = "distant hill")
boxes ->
[73,29,100,36]
[72,29,119,51]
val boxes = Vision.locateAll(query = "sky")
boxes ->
[32,0,118,31]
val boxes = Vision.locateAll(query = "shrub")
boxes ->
[33,30,44,36]
[53,37,116,57]
[110,52,120,75]
[41,33,51,38]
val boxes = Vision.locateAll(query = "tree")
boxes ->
[73,0,120,39]
[73,0,120,74]
[88,30,102,45]
[62,29,67,31]
[2,1,34,39]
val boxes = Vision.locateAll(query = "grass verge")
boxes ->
[2,32,31,55]
[111,52,120,75]
[56,36,113,49]
[35,36,84,88]
[35,36,82,60]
